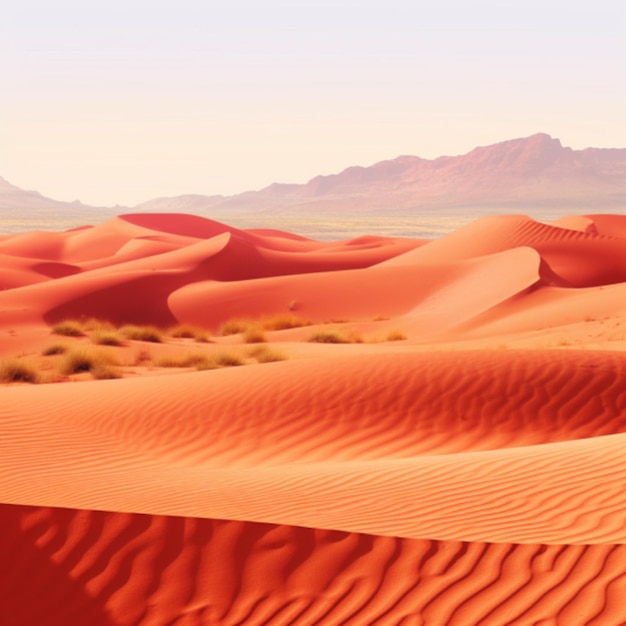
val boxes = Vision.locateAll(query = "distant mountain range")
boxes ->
[2,133,625,234]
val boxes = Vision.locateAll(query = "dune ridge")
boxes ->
[1,211,626,624]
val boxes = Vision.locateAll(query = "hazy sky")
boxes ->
[2,1,624,206]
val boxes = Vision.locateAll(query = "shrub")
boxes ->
[308,330,351,344]
[90,330,124,346]
[248,345,287,363]
[219,318,251,336]
[243,326,267,344]
[61,348,118,376]
[156,353,210,368]
[386,330,407,342]
[82,318,116,332]
[168,324,210,340]
[51,320,85,337]
[42,343,69,356]
[0,359,39,383]
[261,313,310,331]
[120,325,163,343]
[133,349,153,365]
[215,352,243,367]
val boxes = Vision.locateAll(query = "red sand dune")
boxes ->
[1,212,626,624]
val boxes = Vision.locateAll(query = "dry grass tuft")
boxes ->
[386,330,407,342]
[133,349,153,366]
[260,313,310,331]
[219,318,252,336]
[82,318,116,332]
[61,348,118,376]
[308,329,351,344]
[0,359,39,383]
[156,353,210,368]
[90,329,124,346]
[42,343,69,356]
[120,325,163,343]
[214,352,244,367]
[247,345,287,363]
[51,320,85,337]
[220,313,311,336]
[167,324,211,341]
[243,326,267,343]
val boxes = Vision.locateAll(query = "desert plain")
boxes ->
[1,211,626,624]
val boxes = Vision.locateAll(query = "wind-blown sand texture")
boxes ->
[1,212,626,624]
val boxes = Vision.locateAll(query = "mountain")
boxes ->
[2,134,625,236]
[0,177,128,232]
[137,133,626,215]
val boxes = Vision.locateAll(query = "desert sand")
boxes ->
[1,212,626,625]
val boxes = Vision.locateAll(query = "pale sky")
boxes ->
[2,0,624,207]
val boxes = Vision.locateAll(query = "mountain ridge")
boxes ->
[2,134,625,228]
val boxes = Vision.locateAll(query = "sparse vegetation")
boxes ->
[214,352,244,367]
[133,349,153,366]
[90,329,124,346]
[167,324,210,341]
[42,343,69,356]
[247,345,287,363]
[243,326,267,343]
[120,325,163,343]
[155,353,211,368]
[61,348,118,376]
[220,313,311,336]
[308,329,351,344]
[386,330,407,342]
[51,320,85,337]
[0,359,39,383]
[260,313,310,331]
[82,318,116,332]
[219,318,251,336]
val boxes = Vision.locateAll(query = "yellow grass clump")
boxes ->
[90,329,124,346]
[219,318,252,336]
[247,345,288,363]
[156,353,211,369]
[51,320,85,337]
[120,325,163,343]
[167,324,211,342]
[386,330,407,341]
[243,326,267,343]
[42,343,69,356]
[220,313,311,336]
[308,329,351,344]
[260,313,311,331]
[61,348,120,379]
[0,359,39,384]
[81,318,116,332]
[213,352,244,367]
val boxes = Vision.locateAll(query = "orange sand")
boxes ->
[1,212,626,624]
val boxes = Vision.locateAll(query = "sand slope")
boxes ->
[2,503,625,626]
[1,212,626,624]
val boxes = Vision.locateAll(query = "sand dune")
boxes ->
[1,211,626,624]
[2,503,625,626]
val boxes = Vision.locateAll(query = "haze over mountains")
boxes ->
[2,133,625,237]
